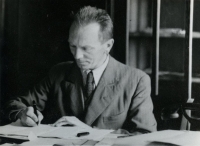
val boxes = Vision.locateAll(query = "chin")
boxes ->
[77,62,92,70]
[79,65,90,70]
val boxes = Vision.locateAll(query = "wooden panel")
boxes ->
[1,0,19,100]
[152,0,161,96]
[0,0,5,109]
[112,0,128,64]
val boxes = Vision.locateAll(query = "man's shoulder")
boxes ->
[52,61,74,69]
[48,61,75,79]
[112,60,151,89]
[112,58,148,78]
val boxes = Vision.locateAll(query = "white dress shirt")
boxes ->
[81,55,109,88]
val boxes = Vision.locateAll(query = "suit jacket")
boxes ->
[6,56,157,133]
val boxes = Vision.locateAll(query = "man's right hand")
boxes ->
[17,106,43,126]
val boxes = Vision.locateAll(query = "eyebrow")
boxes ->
[68,43,94,49]
[84,45,94,49]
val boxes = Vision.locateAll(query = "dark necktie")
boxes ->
[85,71,94,108]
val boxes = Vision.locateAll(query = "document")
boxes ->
[0,120,60,137]
[19,138,87,146]
[0,120,113,141]
[99,130,200,146]
[40,127,113,141]
[154,130,200,146]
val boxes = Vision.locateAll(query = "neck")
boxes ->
[94,54,108,70]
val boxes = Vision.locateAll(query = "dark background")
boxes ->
[1,0,106,101]
[0,0,127,100]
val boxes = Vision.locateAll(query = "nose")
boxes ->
[74,48,84,59]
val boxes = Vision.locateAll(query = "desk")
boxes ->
[1,130,200,146]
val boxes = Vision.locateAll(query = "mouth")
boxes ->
[77,61,87,65]
[76,59,92,69]
[76,61,89,67]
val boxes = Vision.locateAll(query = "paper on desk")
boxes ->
[28,131,38,141]
[11,124,60,136]
[107,130,200,146]
[154,130,200,146]
[0,120,27,134]
[39,126,84,139]
[0,120,59,141]
[40,127,113,141]
[108,130,186,145]
[20,138,87,146]
[0,120,113,141]
[0,144,16,146]
[67,128,113,141]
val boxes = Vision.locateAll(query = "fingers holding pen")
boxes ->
[18,107,37,126]
[18,106,43,127]
[27,107,43,125]
[37,110,44,125]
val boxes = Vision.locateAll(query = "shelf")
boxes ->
[130,28,200,38]
[145,68,200,83]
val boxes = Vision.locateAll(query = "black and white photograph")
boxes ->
[0,0,200,145]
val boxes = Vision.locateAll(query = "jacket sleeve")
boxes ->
[4,75,52,122]
[124,74,157,133]
[4,62,72,122]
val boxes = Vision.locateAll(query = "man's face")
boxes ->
[68,23,107,70]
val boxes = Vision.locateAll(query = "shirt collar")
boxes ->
[81,55,109,86]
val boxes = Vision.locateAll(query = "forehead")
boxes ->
[68,23,102,44]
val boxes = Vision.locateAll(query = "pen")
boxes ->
[117,135,132,138]
[32,100,39,125]
[76,132,89,137]
[62,124,74,127]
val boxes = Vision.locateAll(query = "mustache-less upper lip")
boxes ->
[76,60,88,65]
[76,59,87,62]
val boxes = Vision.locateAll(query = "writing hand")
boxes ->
[17,106,43,127]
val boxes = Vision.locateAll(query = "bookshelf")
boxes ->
[125,0,200,130]
[127,0,200,86]
[130,27,200,38]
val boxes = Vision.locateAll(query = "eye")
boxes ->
[84,47,92,52]
[70,45,76,49]
[69,45,76,54]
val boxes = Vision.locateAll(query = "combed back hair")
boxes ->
[73,6,113,42]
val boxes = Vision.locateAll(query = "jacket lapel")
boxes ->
[84,56,120,125]
[61,63,84,118]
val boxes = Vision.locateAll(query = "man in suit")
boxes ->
[5,6,157,134]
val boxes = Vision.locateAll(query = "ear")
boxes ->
[104,39,114,53]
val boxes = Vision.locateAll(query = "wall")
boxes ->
[1,0,107,106]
